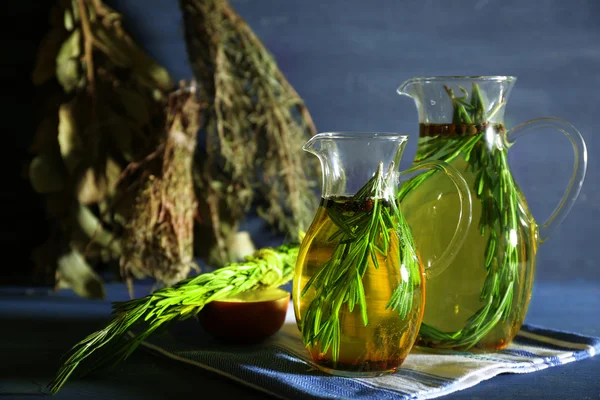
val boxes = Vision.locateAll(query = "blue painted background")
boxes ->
[2,1,597,283]
[109,0,599,282]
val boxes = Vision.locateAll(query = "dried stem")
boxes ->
[77,0,95,95]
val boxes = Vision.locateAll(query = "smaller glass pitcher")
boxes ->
[292,132,473,377]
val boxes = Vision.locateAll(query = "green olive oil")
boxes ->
[401,123,539,350]
[294,197,425,375]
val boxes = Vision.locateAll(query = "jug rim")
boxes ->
[402,75,516,83]
[310,131,409,141]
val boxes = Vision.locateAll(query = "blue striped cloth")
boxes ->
[135,302,600,399]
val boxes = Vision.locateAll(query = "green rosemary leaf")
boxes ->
[374,243,386,255]
[480,271,496,302]
[456,99,475,113]
[352,241,370,275]
[378,205,390,224]
[313,302,323,333]
[369,243,379,268]
[477,172,485,196]
[301,259,328,296]
[354,162,383,200]
[454,101,473,124]
[470,82,486,123]
[471,300,493,330]
[499,180,505,209]
[328,227,345,242]
[484,233,496,269]
[356,269,368,326]
[347,284,356,312]
[386,287,400,311]
[320,322,334,355]
[487,100,505,121]
[331,320,340,363]
[379,214,390,245]
[367,201,380,232]
[502,285,514,322]
[327,207,356,238]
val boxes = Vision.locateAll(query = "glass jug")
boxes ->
[397,76,587,351]
[292,132,473,377]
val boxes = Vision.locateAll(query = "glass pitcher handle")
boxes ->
[504,117,588,243]
[400,160,473,278]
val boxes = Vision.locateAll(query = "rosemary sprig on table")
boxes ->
[400,82,524,349]
[48,243,299,394]
[300,162,420,362]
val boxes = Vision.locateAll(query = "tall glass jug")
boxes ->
[397,76,587,351]
[293,132,473,377]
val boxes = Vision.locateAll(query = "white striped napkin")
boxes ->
[135,302,600,399]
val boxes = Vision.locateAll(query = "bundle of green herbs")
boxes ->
[48,241,300,394]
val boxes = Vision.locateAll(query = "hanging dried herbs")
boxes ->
[180,0,319,266]
[29,0,173,298]
[119,83,202,298]
[28,0,319,297]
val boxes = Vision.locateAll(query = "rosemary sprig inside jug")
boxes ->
[300,162,421,362]
[398,82,525,349]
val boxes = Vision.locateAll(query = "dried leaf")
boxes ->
[56,248,105,300]
[114,86,150,126]
[86,1,97,22]
[143,64,173,93]
[91,24,129,67]
[100,108,135,162]
[91,22,173,91]
[76,167,105,204]
[64,8,74,31]
[29,151,65,193]
[70,0,80,22]
[57,102,83,172]
[56,29,81,92]
[105,156,123,194]
[114,125,135,162]
[72,203,121,253]
[76,157,121,204]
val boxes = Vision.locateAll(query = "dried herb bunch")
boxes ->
[29,0,174,298]
[180,0,319,266]
[29,0,319,296]
[119,83,202,298]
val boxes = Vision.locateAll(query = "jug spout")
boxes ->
[396,78,419,100]
[397,76,516,125]
[301,134,324,155]
[302,132,408,198]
